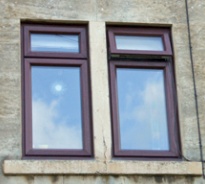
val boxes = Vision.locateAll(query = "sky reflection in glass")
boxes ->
[115,35,164,51]
[117,68,169,150]
[31,66,82,149]
[31,34,79,52]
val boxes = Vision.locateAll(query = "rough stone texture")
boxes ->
[34,176,63,184]
[0,175,34,184]
[2,175,205,184]
[3,160,202,175]
[96,0,186,24]
[1,0,97,21]
[171,23,200,161]
[188,0,205,175]
[0,0,205,183]
[89,22,112,162]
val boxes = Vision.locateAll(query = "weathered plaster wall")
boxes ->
[2,175,205,184]
[188,0,205,173]
[0,0,205,183]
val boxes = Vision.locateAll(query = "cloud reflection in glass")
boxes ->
[117,68,169,151]
[31,66,83,149]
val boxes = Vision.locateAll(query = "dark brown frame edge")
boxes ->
[21,22,94,160]
[109,60,180,159]
[23,24,87,59]
[23,58,93,158]
[107,27,172,56]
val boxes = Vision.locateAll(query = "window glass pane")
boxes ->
[117,68,169,150]
[31,34,79,53]
[31,66,82,149]
[115,35,164,51]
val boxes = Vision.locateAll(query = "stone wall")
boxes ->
[0,0,205,183]
[189,0,205,166]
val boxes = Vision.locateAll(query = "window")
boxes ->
[22,24,93,158]
[107,27,180,158]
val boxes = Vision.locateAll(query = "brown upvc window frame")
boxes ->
[23,24,87,58]
[22,24,93,159]
[107,26,180,159]
[108,27,172,56]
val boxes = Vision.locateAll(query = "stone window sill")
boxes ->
[3,160,202,175]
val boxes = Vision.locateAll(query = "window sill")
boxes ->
[3,160,202,175]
